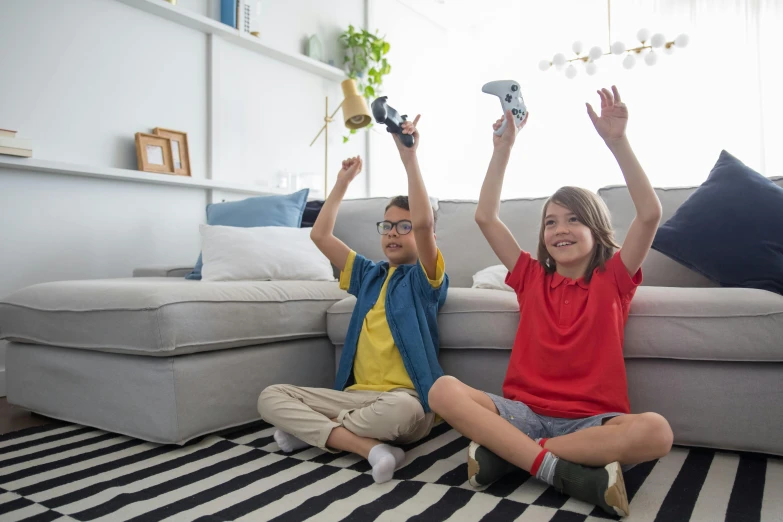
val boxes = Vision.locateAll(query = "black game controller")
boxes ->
[371,96,414,148]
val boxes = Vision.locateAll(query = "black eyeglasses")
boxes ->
[377,220,413,235]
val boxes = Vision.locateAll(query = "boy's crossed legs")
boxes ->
[258,385,434,483]
[428,376,673,516]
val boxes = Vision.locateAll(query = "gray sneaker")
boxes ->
[553,460,629,517]
[467,441,518,487]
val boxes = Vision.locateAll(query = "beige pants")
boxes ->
[257,385,435,451]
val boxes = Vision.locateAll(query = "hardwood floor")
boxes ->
[0,397,54,435]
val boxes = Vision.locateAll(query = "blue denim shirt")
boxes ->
[334,252,449,412]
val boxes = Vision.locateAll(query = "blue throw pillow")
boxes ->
[652,150,783,295]
[186,188,309,280]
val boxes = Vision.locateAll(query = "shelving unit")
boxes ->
[115,0,347,82]
[0,157,287,196]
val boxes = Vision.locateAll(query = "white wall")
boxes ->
[0,0,367,395]
[365,0,450,198]
[368,0,782,199]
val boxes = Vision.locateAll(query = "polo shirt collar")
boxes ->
[550,270,589,289]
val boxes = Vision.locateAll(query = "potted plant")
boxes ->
[340,25,391,142]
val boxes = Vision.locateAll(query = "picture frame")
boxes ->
[153,127,191,177]
[135,132,174,174]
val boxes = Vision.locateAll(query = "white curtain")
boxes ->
[370,0,782,198]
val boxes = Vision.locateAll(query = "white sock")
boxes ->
[390,445,406,468]
[368,444,399,483]
[274,430,309,453]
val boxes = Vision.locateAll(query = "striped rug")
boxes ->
[0,420,781,522]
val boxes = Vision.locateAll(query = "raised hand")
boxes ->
[493,109,529,149]
[586,86,628,144]
[394,114,421,159]
[336,156,363,184]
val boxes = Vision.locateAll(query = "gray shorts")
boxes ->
[486,392,624,439]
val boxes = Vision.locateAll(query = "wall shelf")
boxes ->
[0,157,288,196]
[115,0,347,82]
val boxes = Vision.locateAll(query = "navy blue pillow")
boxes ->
[652,150,783,295]
[185,189,309,280]
[300,200,324,228]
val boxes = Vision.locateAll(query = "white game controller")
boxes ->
[482,80,527,136]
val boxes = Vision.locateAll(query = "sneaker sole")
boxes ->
[467,441,482,487]
[604,461,630,517]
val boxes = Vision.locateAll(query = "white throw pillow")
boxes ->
[200,224,336,282]
[472,264,514,292]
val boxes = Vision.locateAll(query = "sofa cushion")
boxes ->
[327,287,783,362]
[599,168,783,288]
[652,151,783,295]
[186,189,310,280]
[332,198,390,265]
[332,197,441,267]
[0,278,348,355]
[435,198,546,288]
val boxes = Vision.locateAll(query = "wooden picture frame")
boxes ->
[135,132,174,174]
[153,127,191,176]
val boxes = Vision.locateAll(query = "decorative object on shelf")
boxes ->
[236,0,260,34]
[153,127,191,176]
[163,0,176,4]
[309,78,372,197]
[306,35,323,61]
[538,0,689,78]
[340,24,391,142]
[0,129,33,158]
[135,132,174,174]
[220,0,237,28]
[221,0,258,33]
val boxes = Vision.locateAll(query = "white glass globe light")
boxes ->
[651,33,666,48]
[538,59,551,71]
[644,51,658,66]
[572,41,584,54]
[674,34,690,48]
[623,54,636,69]
[589,46,603,61]
[611,41,626,55]
[565,64,578,79]
[553,53,567,68]
[636,28,651,43]
[585,62,598,76]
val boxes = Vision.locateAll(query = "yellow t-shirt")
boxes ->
[339,250,445,392]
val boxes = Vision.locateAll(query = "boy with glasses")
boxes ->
[257,116,449,483]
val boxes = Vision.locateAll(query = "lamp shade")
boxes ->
[341,79,372,129]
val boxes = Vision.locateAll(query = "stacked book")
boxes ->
[0,129,32,157]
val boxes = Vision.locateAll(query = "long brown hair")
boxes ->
[537,186,619,283]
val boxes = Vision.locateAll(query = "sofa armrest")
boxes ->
[133,266,194,278]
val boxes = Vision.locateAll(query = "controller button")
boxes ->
[511,84,519,91]
[512,108,518,115]
[505,94,512,103]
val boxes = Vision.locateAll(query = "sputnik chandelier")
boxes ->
[538,0,689,78]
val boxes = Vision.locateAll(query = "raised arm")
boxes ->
[474,109,528,272]
[394,116,439,279]
[587,87,662,276]
[310,156,363,271]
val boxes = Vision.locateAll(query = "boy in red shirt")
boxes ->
[428,86,673,516]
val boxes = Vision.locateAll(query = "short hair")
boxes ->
[385,195,438,228]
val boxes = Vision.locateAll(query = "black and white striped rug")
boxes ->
[1,420,781,521]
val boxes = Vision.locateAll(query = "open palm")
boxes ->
[587,86,628,143]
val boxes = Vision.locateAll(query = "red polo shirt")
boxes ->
[503,250,642,418]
